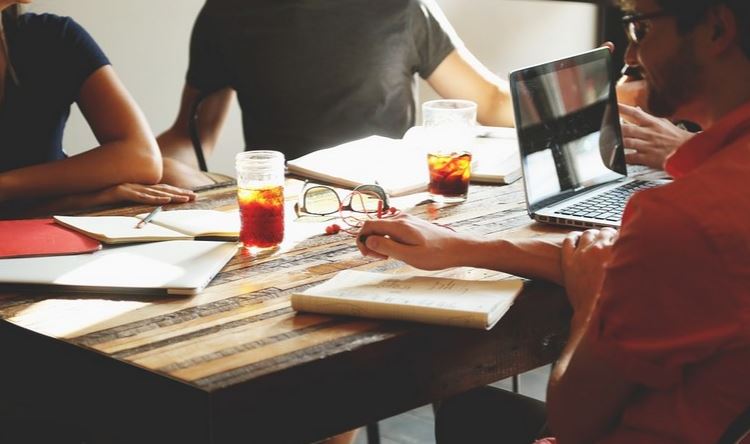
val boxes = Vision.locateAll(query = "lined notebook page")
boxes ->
[54,216,190,243]
[136,209,240,237]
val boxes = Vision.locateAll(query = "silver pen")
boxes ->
[134,206,163,229]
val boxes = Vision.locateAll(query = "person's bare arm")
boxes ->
[356,214,565,284]
[426,49,514,127]
[10,183,196,219]
[157,84,235,169]
[0,66,162,202]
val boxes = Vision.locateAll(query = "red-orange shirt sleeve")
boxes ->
[589,192,741,390]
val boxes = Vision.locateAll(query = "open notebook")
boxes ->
[54,209,240,244]
[286,130,521,197]
[0,240,238,295]
[291,270,524,330]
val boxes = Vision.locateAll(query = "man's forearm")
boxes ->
[460,235,565,285]
[476,85,515,128]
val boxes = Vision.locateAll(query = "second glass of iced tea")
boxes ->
[235,150,285,252]
[422,99,477,203]
[427,151,472,203]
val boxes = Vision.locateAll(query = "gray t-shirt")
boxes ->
[187,0,455,160]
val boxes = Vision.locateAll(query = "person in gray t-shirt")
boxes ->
[159,0,515,188]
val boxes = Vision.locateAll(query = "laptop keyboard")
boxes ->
[555,180,660,222]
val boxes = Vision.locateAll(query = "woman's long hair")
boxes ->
[1,5,21,85]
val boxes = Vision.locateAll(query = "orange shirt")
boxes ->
[589,101,750,443]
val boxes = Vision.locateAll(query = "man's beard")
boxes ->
[646,40,701,118]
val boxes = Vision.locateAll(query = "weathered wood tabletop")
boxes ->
[0,179,571,443]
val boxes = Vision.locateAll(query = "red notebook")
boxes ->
[0,218,102,259]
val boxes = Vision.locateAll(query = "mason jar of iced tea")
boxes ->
[235,150,285,251]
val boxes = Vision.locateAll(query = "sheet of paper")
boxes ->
[287,136,429,196]
[405,126,521,183]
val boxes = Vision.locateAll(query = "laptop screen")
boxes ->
[510,48,627,212]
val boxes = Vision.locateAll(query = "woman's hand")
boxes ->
[2,183,196,219]
[91,183,196,206]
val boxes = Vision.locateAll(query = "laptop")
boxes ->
[509,47,668,228]
[0,240,238,296]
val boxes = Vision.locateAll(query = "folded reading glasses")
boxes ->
[294,181,391,217]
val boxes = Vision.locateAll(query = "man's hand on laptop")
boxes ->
[561,228,618,321]
[619,104,694,170]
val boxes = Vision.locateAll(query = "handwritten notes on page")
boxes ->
[290,270,524,330]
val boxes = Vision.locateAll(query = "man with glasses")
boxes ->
[617,11,699,171]
[357,0,750,442]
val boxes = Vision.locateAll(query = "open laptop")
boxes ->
[509,47,668,228]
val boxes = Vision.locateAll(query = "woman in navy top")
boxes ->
[0,1,194,216]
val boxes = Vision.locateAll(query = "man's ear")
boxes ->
[706,4,738,56]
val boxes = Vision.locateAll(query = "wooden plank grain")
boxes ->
[168,319,383,382]
[91,299,293,354]
[0,181,574,444]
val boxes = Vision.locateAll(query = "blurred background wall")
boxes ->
[28,0,598,176]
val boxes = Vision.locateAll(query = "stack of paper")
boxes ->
[291,270,524,330]
[287,136,427,196]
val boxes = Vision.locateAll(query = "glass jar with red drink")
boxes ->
[235,150,285,251]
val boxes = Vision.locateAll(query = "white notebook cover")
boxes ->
[0,240,238,295]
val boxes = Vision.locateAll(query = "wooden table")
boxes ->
[0,180,571,443]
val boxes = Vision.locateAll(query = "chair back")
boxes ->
[189,92,210,172]
[718,404,750,444]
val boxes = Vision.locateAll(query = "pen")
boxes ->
[135,206,163,229]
